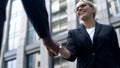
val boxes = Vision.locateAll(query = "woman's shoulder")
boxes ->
[98,22,114,29]
[68,29,78,33]
[97,22,115,33]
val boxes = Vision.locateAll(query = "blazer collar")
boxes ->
[77,22,101,43]
[93,22,101,40]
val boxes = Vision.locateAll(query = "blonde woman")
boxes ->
[52,0,120,68]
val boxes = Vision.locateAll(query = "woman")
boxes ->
[57,0,120,68]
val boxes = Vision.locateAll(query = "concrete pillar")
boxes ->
[0,0,12,68]
[66,0,77,68]
[16,1,27,68]
[96,0,110,24]
[67,0,77,30]
[40,40,49,68]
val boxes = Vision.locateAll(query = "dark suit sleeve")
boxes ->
[21,0,50,38]
[0,0,8,51]
[65,30,77,62]
[110,26,120,65]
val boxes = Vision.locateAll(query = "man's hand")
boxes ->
[43,36,60,56]
[47,48,58,57]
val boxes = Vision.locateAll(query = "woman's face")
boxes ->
[75,2,95,21]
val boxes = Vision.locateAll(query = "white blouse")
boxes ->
[86,27,95,43]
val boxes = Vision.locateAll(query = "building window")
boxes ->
[27,22,39,44]
[52,18,67,33]
[108,0,120,17]
[54,57,69,68]
[6,59,16,68]
[54,42,69,68]
[8,0,22,50]
[76,0,96,3]
[51,0,68,34]
[27,52,40,68]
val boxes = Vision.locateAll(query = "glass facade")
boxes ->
[54,57,69,68]
[0,0,120,68]
[6,59,16,68]
[76,0,96,3]
[108,0,120,17]
[51,0,68,34]
[8,0,22,50]
[27,52,40,68]
[54,42,69,68]
[27,22,39,44]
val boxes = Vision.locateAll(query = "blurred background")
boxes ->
[0,0,120,68]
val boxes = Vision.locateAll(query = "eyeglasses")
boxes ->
[74,3,88,13]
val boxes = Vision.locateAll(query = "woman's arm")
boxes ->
[48,30,77,62]
[59,45,71,59]
[110,26,120,65]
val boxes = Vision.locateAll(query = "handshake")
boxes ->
[43,36,70,58]
[42,37,61,57]
[44,42,60,57]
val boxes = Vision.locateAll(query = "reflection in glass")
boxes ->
[27,22,39,44]
[6,59,16,68]
[108,0,120,16]
[54,42,69,68]
[27,52,40,68]
[54,57,69,68]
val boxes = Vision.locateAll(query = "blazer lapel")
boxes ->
[93,22,101,41]
[77,24,93,49]
[93,22,102,51]
[78,24,91,42]
[77,22,102,48]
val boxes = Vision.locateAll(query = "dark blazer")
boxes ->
[66,22,120,68]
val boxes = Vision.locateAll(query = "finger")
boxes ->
[47,48,58,56]
[47,48,57,56]
[48,51,56,57]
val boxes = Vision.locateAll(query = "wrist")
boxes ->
[59,45,62,52]
[58,45,71,59]
[59,45,62,49]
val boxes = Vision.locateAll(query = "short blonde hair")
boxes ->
[75,0,96,18]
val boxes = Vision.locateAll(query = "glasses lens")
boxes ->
[75,3,87,12]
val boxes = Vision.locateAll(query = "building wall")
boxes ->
[0,0,120,68]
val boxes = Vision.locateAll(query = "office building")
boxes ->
[0,0,120,68]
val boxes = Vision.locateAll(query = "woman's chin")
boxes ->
[80,16,87,21]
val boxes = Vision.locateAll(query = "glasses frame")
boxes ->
[74,3,88,13]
